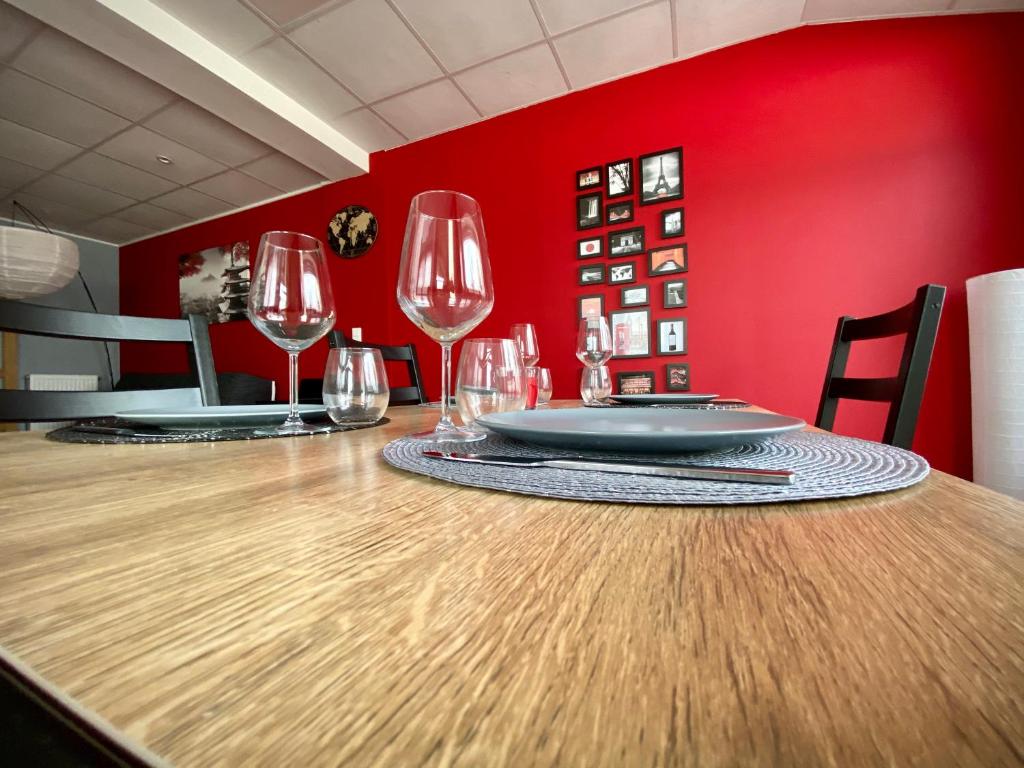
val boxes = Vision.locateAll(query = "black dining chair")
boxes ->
[299,332,428,406]
[0,300,220,422]
[815,284,946,449]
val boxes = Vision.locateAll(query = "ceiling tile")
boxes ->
[391,0,543,71]
[677,0,805,57]
[95,126,228,185]
[0,1,41,61]
[554,2,673,89]
[245,0,334,27]
[534,0,650,34]
[238,153,325,191]
[802,0,949,21]
[115,202,192,230]
[24,174,136,216]
[950,0,1024,7]
[149,0,274,54]
[0,118,81,170]
[77,217,156,244]
[330,109,405,152]
[373,80,479,141]
[12,28,177,121]
[190,170,281,206]
[241,37,360,122]
[455,43,567,116]
[144,101,270,166]
[149,187,233,218]
[0,155,47,189]
[289,0,442,102]
[0,192,95,229]
[58,153,178,201]
[0,69,131,148]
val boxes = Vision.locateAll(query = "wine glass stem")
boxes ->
[287,351,300,424]
[439,341,454,429]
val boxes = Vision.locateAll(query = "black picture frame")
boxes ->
[577,236,603,259]
[577,192,602,231]
[660,207,685,238]
[608,226,645,258]
[609,308,651,358]
[577,293,605,322]
[620,285,649,307]
[605,200,634,225]
[605,158,634,199]
[617,370,655,395]
[656,317,687,356]
[608,261,636,285]
[663,279,687,308]
[577,166,601,190]
[648,244,688,276]
[666,363,690,391]
[639,147,683,205]
[577,263,605,286]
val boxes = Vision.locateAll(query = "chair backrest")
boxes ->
[0,300,220,422]
[815,284,945,449]
[329,331,428,406]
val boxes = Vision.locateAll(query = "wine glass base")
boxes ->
[254,421,335,437]
[407,426,486,444]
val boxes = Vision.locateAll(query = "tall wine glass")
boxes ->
[248,231,335,435]
[397,191,493,442]
[510,323,539,367]
[576,316,612,367]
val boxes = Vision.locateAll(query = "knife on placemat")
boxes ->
[423,451,794,485]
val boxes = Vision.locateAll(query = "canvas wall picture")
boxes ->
[178,241,250,324]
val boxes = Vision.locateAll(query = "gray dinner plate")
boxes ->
[473,408,806,452]
[609,393,719,405]
[116,404,328,429]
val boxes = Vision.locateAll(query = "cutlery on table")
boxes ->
[423,451,794,485]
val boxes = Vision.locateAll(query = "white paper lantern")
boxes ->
[0,225,79,300]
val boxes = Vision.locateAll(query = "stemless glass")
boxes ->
[397,191,494,443]
[248,231,335,435]
[455,338,526,430]
[581,365,612,404]
[511,323,539,367]
[323,348,389,425]
[536,367,553,406]
[576,316,612,367]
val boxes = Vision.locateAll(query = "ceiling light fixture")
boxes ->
[156,154,173,165]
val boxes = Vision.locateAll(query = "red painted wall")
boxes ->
[120,13,1024,479]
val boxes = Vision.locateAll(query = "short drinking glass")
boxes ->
[581,365,612,405]
[456,338,526,429]
[536,367,553,406]
[323,348,389,425]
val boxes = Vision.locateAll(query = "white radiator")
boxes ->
[26,373,99,431]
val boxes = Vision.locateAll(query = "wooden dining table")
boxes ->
[0,403,1021,767]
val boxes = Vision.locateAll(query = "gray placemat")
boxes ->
[47,417,389,445]
[382,430,929,505]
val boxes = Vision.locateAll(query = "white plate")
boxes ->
[474,408,805,453]
[116,404,328,429]
[610,393,719,405]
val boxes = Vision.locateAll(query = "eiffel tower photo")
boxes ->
[640,148,683,204]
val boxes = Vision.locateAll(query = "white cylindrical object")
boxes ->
[967,268,1024,499]
[0,226,79,299]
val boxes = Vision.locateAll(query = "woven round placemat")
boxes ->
[47,417,389,445]
[382,430,929,505]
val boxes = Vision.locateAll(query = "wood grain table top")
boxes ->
[0,404,1021,767]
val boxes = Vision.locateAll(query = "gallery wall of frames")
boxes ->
[575,148,688,394]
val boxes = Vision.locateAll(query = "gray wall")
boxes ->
[2,222,120,390]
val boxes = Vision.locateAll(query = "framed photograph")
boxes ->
[577,166,601,190]
[620,285,649,307]
[639,147,683,205]
[605,200,634,225]
[661,207,684,238]
[663,279,687,308]
[577,193,602,230]
[666,363,690,391]
[179,241,250,324]
[609,308,650,358]
[577,293,605,321]
[617,370,655,395]
[577,263,605,286]
[608,261,636,285]
[648,244,687,276]
[656,317,687,355]
[577,236,603,259]
[608,226,645,257]
[605,158,634,199]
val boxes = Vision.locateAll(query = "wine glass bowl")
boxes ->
[576,316,612,367]
[510,323,539,367]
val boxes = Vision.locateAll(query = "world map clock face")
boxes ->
[327,205,377,258]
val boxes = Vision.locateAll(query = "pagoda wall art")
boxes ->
[177,241,250,324]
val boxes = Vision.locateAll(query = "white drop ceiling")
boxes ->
[1,0,1020,245]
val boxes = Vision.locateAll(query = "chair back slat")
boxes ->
[0,302,193,342]
[815,284,945,449]
[0,387,203,421]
